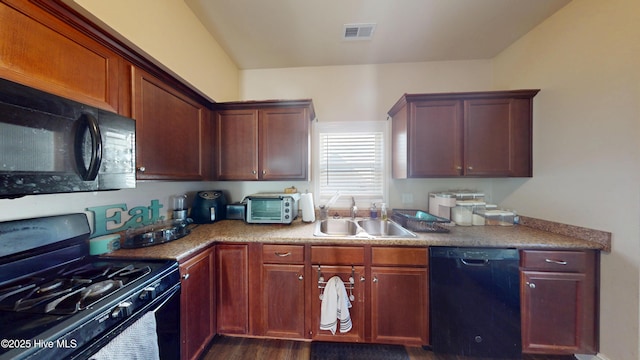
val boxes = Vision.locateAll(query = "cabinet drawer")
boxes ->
[372,247,428,266]
[520,250,590,272]
[311,246,364,265]
[262,244,304,263]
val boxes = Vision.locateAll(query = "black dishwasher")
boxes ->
[430,247,521,358]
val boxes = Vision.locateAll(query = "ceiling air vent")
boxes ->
[343,23,376,40]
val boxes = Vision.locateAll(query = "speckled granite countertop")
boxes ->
[104,216,610,262]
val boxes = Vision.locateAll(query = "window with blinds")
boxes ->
[316,122,386,208]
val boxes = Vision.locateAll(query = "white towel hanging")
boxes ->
[319,276,352,334]
[90,311,160,360]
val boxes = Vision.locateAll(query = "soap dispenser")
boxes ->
[380,203,388,220]
[370,203,378,219]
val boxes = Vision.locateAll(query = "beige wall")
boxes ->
[64,0,239,102]
[493,0,640,359]
[238,61,500,207]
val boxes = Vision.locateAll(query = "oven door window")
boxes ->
[251,199,283,221]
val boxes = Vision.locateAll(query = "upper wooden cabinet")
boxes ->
[214,100,315,181]
[388,90,539,178]
[132,66,212,180]
[0,0,121,112]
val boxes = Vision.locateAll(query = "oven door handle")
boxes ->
[150,283,180,313]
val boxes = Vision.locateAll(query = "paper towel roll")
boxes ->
[300,193,316,222]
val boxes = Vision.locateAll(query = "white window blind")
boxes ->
[316,122,386,208]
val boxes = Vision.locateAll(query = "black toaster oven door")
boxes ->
[248,198,284,222]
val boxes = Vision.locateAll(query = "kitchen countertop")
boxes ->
[104,216,609,262]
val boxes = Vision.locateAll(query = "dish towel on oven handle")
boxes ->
[320,275,352,334]
[89,311,160,360]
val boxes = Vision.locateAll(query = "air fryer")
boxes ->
[191,191,228,224]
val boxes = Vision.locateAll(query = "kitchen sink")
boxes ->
[357,219,416,237]
[313,218,416,238]
[315,218,360,236]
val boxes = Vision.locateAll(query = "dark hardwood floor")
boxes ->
[201,336,576,360]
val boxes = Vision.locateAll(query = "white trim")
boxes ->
[313,121,389,209]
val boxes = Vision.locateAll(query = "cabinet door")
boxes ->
[0,0,120,111]
[370,266,429,346]
[408,100,463,177]
[180,248,215,360]
[521,271,596,354]
[132,67,210,180]
[216,244,249,334]
[259,107,309,180]
[262,264,306,339]
[215,109,259,180]
[311,265,365,342]
[464,98,532,176]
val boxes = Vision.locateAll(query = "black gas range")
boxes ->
[0,214,181,360]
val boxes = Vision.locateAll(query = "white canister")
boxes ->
[300,193,316,222]
[451,200,485,226]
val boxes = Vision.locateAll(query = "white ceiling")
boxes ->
[185,0,571,70]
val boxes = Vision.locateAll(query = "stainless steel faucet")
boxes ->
[350,197,358,219]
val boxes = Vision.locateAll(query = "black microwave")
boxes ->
[0,78,136,198]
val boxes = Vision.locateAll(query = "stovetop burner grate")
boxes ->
[0,262,151,315]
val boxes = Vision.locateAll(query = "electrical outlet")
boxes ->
[401,193,413,204]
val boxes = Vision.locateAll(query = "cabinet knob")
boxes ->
[182,273,190,281]
[467,166,473,171]
[360,276,366,282]
[526,281,535,289]
[456,166,462,170]
[262,170,266,175]
[137,166,146,172]
[298,274,304,281]
[372,276,378,283]
[252,170,257,174]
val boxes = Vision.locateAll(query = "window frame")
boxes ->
[313,120,388,210]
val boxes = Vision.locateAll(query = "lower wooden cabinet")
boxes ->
[216,244,249,335]
[309,245,430,345]
[370,246,429,346]
[205,243,600,355]
[520,250,599,355]
[311,264,366,342]
[179,247,215,360]
[261,244,307,339]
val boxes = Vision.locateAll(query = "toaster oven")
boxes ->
[245,193,300,224]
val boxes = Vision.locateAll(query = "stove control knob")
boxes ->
[139,286,157,301]
[111,301,133,318]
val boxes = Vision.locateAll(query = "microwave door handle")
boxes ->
[74,113,103,181]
